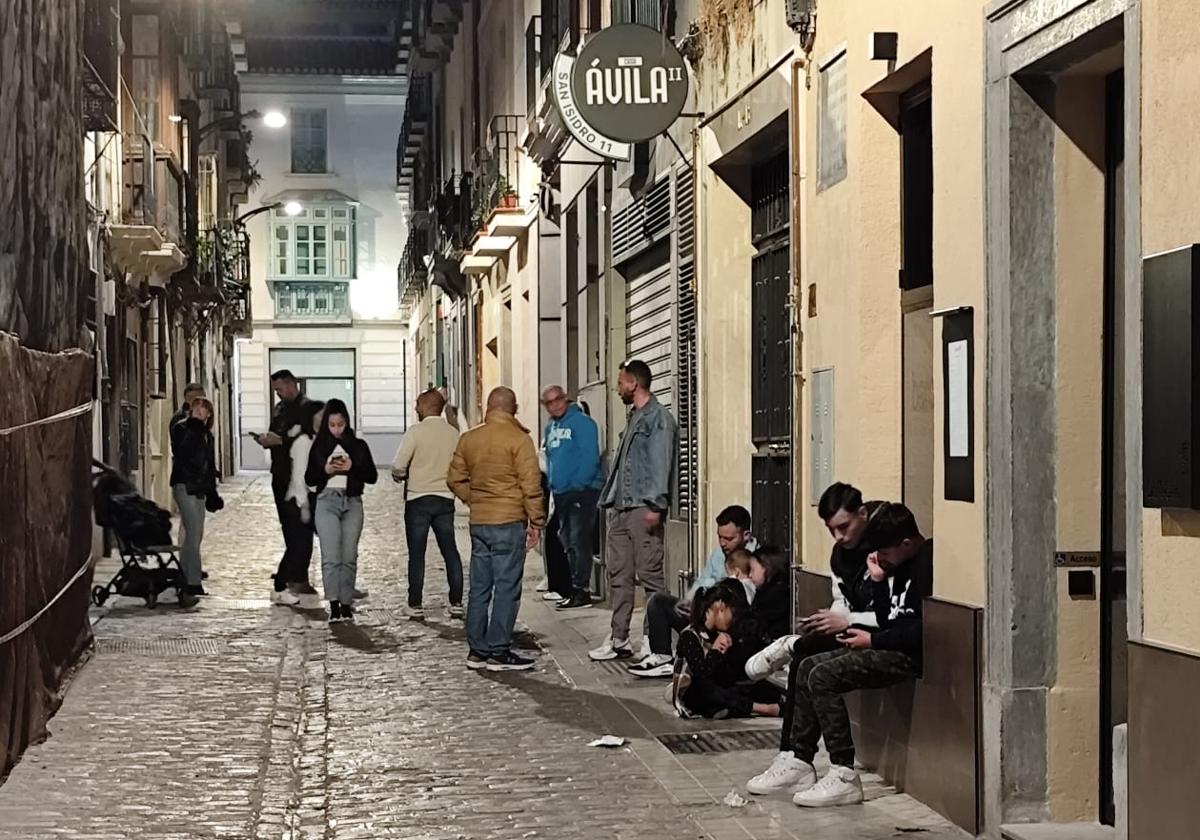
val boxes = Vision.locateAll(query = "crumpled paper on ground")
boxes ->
[587,735,627,748]
[723,790,750,808]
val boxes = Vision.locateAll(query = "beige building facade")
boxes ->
[399,1,1199,835]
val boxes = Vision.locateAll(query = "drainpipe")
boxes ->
[790,56,806,577]
[691,120,708,579]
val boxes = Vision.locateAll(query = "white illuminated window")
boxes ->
[268,204,356,279]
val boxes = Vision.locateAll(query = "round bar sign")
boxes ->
[566,23,689,146]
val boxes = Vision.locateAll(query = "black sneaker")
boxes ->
[178,591,200,609]
[341,604,355,622]
[556,592,593,610]
[328,601,343,623]
[184,584,208,597]
[466,650,490,670]
[486,651,535,672]
[291,581,318,595]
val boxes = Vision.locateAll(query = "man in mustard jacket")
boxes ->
[448,387,546,672]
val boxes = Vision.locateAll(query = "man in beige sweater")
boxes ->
[391,389,463,619]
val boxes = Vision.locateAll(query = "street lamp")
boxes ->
[283,201,303,216]
[263,110,288,129]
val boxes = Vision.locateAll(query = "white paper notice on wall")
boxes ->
[947,339,969,458]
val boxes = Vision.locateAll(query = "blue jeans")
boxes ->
[466,522,527,656]
[555,489,599,593]
[173,484,206,586]
[314,489,364,604]
[404,495,463,607]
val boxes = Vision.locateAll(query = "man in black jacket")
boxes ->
[252,370,316,595]
[746,482,882,794]
[783,502,932,809]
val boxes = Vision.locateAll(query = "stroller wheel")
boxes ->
[146,591,158,609]
[91,586,109,607]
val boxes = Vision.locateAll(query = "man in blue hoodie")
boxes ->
[541,385,604,609]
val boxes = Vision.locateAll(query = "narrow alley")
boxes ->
[0,479,956,840]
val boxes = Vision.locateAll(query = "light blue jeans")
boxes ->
[315,489,364,604]
[172,484,206,586]
[466,522,527,656]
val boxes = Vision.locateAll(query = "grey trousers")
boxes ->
[172,484,206,586]
[315,489,364,604]
[605,506,666,642]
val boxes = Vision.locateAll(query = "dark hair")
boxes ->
[298,400,326,437]
[270,369,297,382]
[817,482,864,521]
[751,544,790,584]
[620,359,653,390]
[689,578,750,633]
[314,398,354,449]
[864,502,921,550]
[715,504,752,532]
[184,381,204,395]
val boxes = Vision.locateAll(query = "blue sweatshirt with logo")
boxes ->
[543,403,604,494]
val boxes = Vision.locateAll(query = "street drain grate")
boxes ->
[592,659,640,676]
[657,729,780,755]
[206,598,274,610]
[94,637,225,657]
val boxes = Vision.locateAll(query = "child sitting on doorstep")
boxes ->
[670,579,783,720]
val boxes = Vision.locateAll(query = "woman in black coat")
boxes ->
[169,397,220,594]
[305,399,377,622]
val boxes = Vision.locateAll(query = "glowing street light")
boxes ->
[284,201,304,216]
[262,110,288,129]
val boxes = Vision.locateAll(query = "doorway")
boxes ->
[1099,67,1127,828]
[749,152,793,555]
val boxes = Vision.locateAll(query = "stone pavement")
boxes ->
[0,477,965,840]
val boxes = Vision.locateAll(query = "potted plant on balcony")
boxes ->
[496,175,518,210]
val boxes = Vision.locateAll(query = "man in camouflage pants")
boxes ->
[781,503,934,809]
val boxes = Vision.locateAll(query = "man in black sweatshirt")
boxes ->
[783,502,932,809]
[745,482,883,795]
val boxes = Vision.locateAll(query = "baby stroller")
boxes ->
[91,460,197,609]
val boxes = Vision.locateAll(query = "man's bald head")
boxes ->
[487,387,518,415]
[416,389,446,420]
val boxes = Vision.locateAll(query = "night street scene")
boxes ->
[1,1,1196,838]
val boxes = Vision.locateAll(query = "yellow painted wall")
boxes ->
[1139,0,1200,653]
[800,1,987,608]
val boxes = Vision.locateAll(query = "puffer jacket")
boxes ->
[447,410,546,528]
[169,417,217,497]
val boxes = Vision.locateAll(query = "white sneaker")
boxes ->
[542,591,565,602]
[793,765,863,807]
[405,605,426,620]
[746,635,801,681]
[589,637,634,661]
[536,581,550,593]
[746,751,816,795]
[637,636,652,660]
[627,653,674,678]
[271,589,301,607]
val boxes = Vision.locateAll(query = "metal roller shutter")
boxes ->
[625,261,674,413]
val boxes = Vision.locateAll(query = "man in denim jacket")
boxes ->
[589,359,680,661]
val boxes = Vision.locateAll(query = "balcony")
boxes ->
[227,280,253,337]
[113,134,187,284]
[469,115,535,240]
[523,1,584,164]
[272,280,352,324]
[398,227,430,318]
[82,0,119,131]
[435,173,474,253]
[409,0,465,72]
[397,74,432,189]
[191,224,250,301]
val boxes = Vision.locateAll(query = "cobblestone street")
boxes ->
[0,478,962,839]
